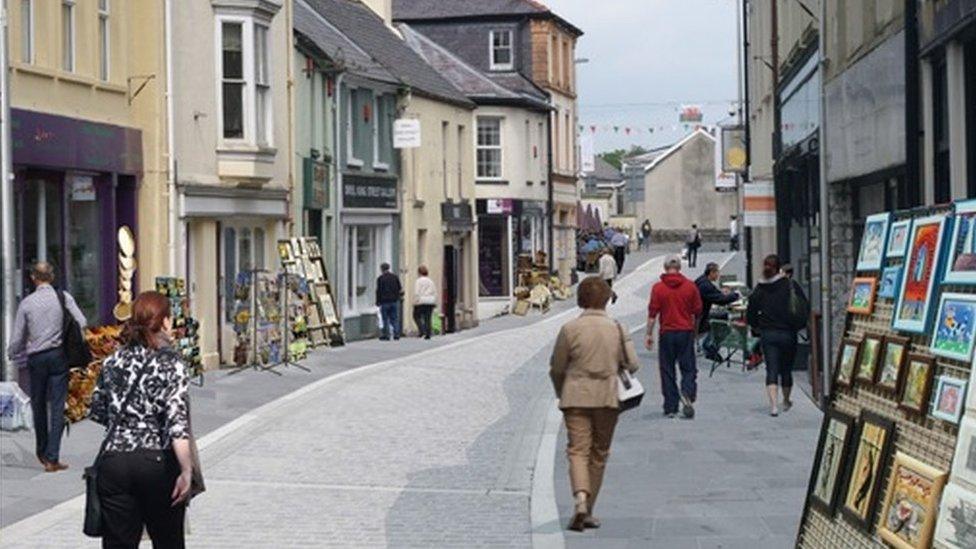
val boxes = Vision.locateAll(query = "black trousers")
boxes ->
[613,246,626,273]
[98,449,186,549]
[414,304,435,338]
[761,329,797,388]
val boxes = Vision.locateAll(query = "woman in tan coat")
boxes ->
[550,276,640,531]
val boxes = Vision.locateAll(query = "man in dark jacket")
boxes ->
[376,263,403,341]
[695,263,740,362]
[646,256,703,419]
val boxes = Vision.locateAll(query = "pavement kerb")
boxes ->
[0,254,666,542]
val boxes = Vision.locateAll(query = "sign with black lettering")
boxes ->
[343,175,397,209]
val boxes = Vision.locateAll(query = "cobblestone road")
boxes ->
[1,253,674,548]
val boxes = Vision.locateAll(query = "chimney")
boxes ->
[361,0,393,28]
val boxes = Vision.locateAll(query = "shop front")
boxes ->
[441,201,477,333]
[476,198,546,318]
[340,173,398,341]
[11,109,141,326]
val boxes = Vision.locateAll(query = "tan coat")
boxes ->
[549,310,640,409]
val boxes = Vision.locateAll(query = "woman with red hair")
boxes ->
[89,291,194,548]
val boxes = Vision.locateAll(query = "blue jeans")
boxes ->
[28,348,69,463]
[761,329,797,388]
[659,331,697,414]
[379,302,400,340]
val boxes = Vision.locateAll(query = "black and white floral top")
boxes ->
[89,344,190,452]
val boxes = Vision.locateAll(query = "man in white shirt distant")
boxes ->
[729,215,739,251]
[599,249,619,304]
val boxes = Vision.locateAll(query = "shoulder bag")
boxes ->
[83,361,147,537]
[56,290,92,368]
[615,322,644,412]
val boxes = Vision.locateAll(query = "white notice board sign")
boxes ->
[394,119,421,149]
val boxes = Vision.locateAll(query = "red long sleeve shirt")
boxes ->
[648,273,703,333]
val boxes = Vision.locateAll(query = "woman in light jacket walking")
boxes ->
[550,276,640,531]
[413,265,438,339]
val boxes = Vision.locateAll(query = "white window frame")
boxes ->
[21,0,34,64]
[343,223,391,316]
[214,14,274,148]
[98,0,110,81]
[61,0,75,72]
[489,30,513,71]
[254,22,271,147]
[346,86,364,167]
[372,95,389,171]
[476,116,504,181]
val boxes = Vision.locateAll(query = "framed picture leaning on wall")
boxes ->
[893,214,950,334]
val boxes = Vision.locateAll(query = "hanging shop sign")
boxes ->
[721,126,747,174]
[743,181,775,227]
[303,157,329,210]
[393,118,422,149]
[342,174,397,210]
[714,135,737,192]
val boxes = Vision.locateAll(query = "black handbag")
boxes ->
[56,289,92,368]
[83,365,147,537]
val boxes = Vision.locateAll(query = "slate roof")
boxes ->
[301,0,474,108]
[393,0,583,36]
[644,129,715,173]
[294,0,397,84]
[398,23,549,110]
[590,156,623,182]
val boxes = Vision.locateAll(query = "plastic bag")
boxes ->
[0,382,33,432]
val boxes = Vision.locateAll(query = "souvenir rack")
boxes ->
[155,276,204,386]
[277,237,345,347]
[228,269,283,376]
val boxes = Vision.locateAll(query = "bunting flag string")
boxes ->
[575,123,708,136]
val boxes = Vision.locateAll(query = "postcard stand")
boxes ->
[797,203,973,549]
[228,269,283,377]
[279,272,310,373]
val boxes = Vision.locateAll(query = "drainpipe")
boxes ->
[546,108,554,275]
[333,72,344,312]
[0,1,14,382]
[817,0,831,408]
[742,0,753,286]
[904,0,920,207]
[164,0,177,275]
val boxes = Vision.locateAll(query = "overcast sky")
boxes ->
[547,0,741,153]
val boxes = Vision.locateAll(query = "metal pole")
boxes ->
[817,0,831,408]
[1,0,16,382]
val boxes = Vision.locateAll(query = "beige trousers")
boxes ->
[563,407,619,512]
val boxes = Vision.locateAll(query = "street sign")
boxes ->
[744,181,776,227]
[393,118,421,149]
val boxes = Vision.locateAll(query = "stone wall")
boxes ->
[827,182,855,347]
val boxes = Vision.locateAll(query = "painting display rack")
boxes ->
[277,237,345,347]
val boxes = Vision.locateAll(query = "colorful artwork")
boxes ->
[856,334,883,384]
[810,410,855,516]
[945,199,976,284]
[843,413,895,531]
[878,453,947,549]
[899,355,936,415]
[879,266,903,299]
[857,212,891,271]
[931,376,967,424]
[887,219,912,258]
[878,336,909,393]
[894,215,949,333]
[848,277,878,315]
[950,417,976,489]
[930,293,976,362]
[835,338,860,389]
[934,482,976,549]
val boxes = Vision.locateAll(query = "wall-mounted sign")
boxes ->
[393,118,421,149]
[715,136,737,192]
[69,174,96,201]
[343,174,397,209]
[744,181,776,227]
[486,198,514,215]
[303,158,329,210]
[441,201,474,232]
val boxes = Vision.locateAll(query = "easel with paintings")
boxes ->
[277,237,345,347]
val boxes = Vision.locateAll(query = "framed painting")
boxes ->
[945,199,976,284]
[848,277,878,315]
[887,219,912,259]
[898,355,936,415]
[834,338,861,389]
[277,240,294,263]
[809,410,856,516]
[878,452,948,549]
[931,376,967,424]
[879,266,903,299]
[857,212,891,271]
[950,417,976,488]
[933,482,976,549]
[842,411,896,532]
[893,214,950,333]
[855,334,883,385]
[877,335,910,393]
[930,292,976,362]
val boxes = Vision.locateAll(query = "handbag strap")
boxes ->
[93,355,149,466]
[55,289,69,333]
[614,320,631,372]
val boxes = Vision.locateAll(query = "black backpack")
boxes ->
[787,281,810,331]
[57,290,92,368]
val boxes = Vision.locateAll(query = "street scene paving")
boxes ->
[0,251,821,547]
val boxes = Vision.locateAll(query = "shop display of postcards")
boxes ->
[155,277,203,376]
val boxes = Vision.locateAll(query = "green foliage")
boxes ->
[599,145,650,170]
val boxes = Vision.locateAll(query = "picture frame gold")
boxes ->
[877,452,947,549]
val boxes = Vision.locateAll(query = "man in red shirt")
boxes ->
[646,256,703,418]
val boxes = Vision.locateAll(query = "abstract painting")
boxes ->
[894,214,949,333]
[878,453,947,549]
[931,376,967,424]
[810,410,855,516]
[930,292,976,362]
[857,212,891,271]
[945,199,976,284]
[848,277,878,315]
[843,412,895,532]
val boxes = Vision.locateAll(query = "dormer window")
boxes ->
[490,30,513,71]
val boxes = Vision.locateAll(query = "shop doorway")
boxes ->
[218,221,267,363]
[443,245,459,333]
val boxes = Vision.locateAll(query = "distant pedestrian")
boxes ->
[6,261,87,472]
[88,291,196,547]
[641,220,652,251]
[610,229,629,273]
[598,249,618,304]
[747,255,809,416]
[413,265,437,340]
[685,224,702,268]
[646,256,702,419]
[695,262,740,363]
[376,263,403,341]
[729,215,739,251]
[550,276,639,531]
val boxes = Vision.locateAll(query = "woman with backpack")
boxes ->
[746,254,809,417]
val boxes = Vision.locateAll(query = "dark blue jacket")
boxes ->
[695,274,739,334]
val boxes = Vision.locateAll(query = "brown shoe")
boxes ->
[568,495,588,532]
[583,516,601,529]
[44,461,69,473]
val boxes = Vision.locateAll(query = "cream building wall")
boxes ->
[472,106,549,204]
[399,94,479,332]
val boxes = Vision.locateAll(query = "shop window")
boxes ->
[477,117,502,180]
[61,0,74,72]
[345,225,386,313]
[18,179,64,293]
[490,30,513,71]
[20,0,33,64]
[98,0,109,81]
[933,56,951,203]
[217,15,273,145]
[478,217,508,297]
[222,223,266,322]
[67,175,101,321]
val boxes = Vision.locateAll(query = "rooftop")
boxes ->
[392,0,583,36]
